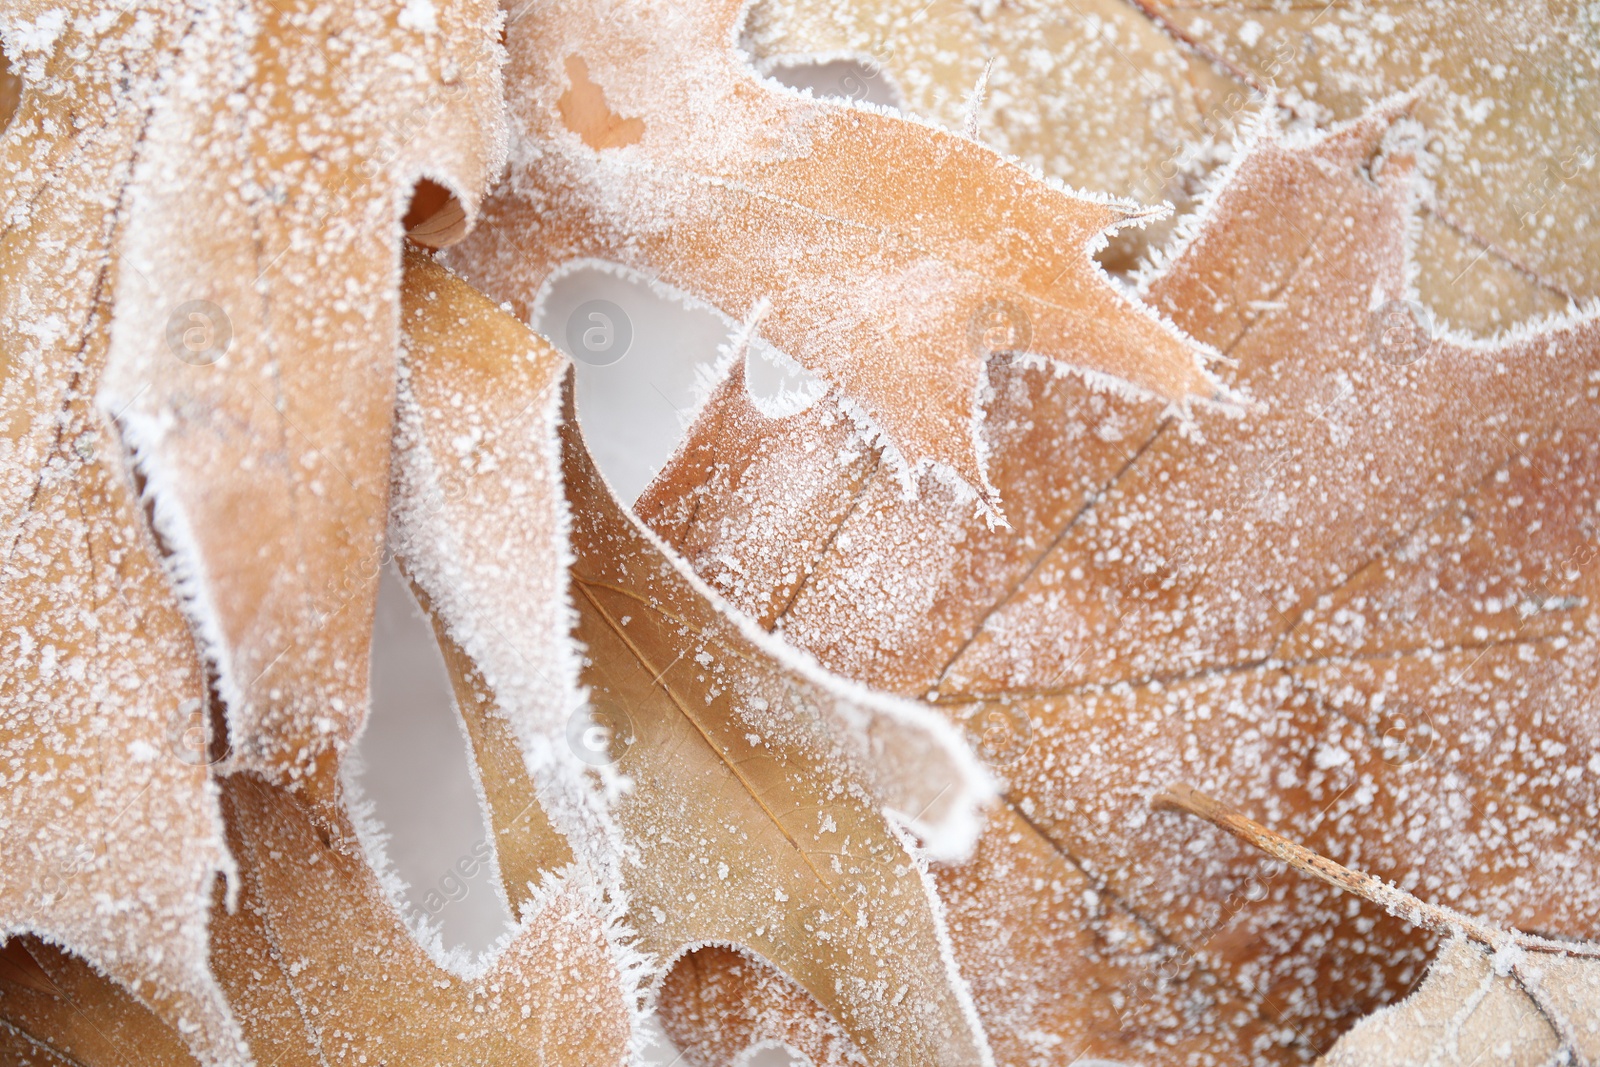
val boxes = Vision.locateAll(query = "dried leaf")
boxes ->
[0,936,206,1066]
[1321,939,1600,1066]
[1142,0,1600,308]
[745,0,1581,328]
[209,773,633,1067]
[1153,783,1600,1067]
[743,0,1241,268]
[78,0,505,786]
[640,105,1600,1062]
[445,0,1220,513]
[0,7,239,1056]
[391,250,998,1067]
[1,2,508,1058]
[0,419,243,1064]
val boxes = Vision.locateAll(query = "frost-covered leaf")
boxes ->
[0,415,242,1064]
[1153,783,1600,1067]
[0,936,209,1066]
[0,771,639,1067]
[639,105,1600,1063]
[743,0,1240,269]
[1,2,505,1058]
[1321,938,1600,1066]
[446,0,1219,514]
[0,7,241,1059]
[392,251,997,1067]
[1144,0,1599,315]
[745,0,1581,330]
[209,773,633,1067]
[38,0,506,787]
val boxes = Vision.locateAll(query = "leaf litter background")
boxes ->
[2,0,1599,1065]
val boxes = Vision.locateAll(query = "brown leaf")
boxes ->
[743,0,1241,269]
[0,936,204,1067]
[639,105,1600,1063]
[1321,938,1600,1067]
[79,0,506,787]
[0,416,241,1062]
[209,773,633,1067]
[1,3,506,1058]
[1,8,240,1040]
[391,249,998,1067]
[745,0,1579,331]
[1142,0,1600,312]
[1153,783,1600,1067]
[445,0,1220,514]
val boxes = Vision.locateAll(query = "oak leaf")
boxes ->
[2,6,240,1057]
[744,0,1580,330]
[391,249,998,1067]
[0,771,641,1067]
[0,0,506,794]
[1143,0,1600,311]
[0,2,511,1058]
[742,0,1240,270]
[208,773,635,1067]
[1154,783,1600,1067]
[445,0,1221,515]
[639,105,1600,1063]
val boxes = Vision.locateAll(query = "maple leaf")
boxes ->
[443,0,1221,515]
[391,249,998,1067]
[638,104,1600,1063]
[744,0,1582,331]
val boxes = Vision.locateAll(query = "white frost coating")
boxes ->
[883,816,996,1067]
[109,406,250,765]
[95,0,509,783]
[833,395,920,503]
[1148,87,1600,357]
[652,816,997,1067]
[743,339,828,419]
[577,412,996,861]
[531,256,739,338]
[389,355,633,875]
[686,297,772,422]
[389,346,656,1055]
[752,46,909,111]
[12,421,247,1065]
[333,767,656,1052]
[339,760,493,977]
[1134,88,1428,297]
[1131,97,1283,296]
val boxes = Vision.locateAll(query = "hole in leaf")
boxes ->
[537,265,740,503]
[353,562,511,957]
[745,339,826,418]
[403,178,466,248]
[765,58,903,110]
[558,54,645,149]
[0,51,20,135]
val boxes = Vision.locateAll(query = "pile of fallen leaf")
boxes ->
[1,1,1597,1065]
